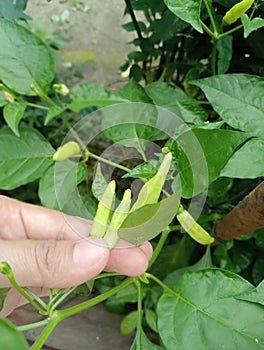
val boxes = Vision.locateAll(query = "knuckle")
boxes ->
[35,241,59,282]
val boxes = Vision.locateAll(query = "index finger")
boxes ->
[0,196,91,241]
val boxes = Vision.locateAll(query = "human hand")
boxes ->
[0,195,152,317]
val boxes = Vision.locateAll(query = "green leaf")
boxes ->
[171,129,247,198]
[0,127,54,190]
[164,245,213,285]
[151,236,196,280]
[252,258,264,286]
[101,103,163,154]
[39,161,86,210]
[130,327,162,350]
[221,138,264,178]
[120,310,138,335]
[0,0,29,20]
[68,83,126,111]
[123,160,159,179]
[0,18,55,96]
[241,14,264,39]
[0,288,9,311]
[3,101,27,136]
[157,269,264,349]
[117,79,153,103]
[145,82,207,125]
[237,280,264,306]
[44,105,65,125]
[164,0,203,33]
[216,35,233,74]
[118,192,180,246]
[0,318,29,350]
[192,74,264,137]
[92,163,109,201]
[122,21,146,33]
[145,308,158,333]
[74,280,94,297]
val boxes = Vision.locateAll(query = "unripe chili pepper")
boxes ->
[90,180,116,238]
[176,205,215,245]
[53,141,81,161]
[131,152,172,211]
[104,188,132,248]
[223,0,254,25]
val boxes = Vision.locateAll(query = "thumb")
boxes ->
[0,239,109,288]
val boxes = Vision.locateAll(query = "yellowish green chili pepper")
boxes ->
[53,141,81,161]
[176,205,215,245]
[131,152,172,211]
[90,180,116,238]
[104,188,132,248]
[223,0,254,25]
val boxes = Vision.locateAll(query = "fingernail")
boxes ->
[73,240,108,269]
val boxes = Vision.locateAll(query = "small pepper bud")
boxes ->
[3,91,15,103]
[53,83,70,96]
[0,261,12,276]
[53,141,81,161]
[223,0,254,26]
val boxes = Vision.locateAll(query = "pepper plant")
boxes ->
[0,0,264,349]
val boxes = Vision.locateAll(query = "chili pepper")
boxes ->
[90,180,116,238]
[176,205,215,245]
[223,0,254,25]
[53,141,81,161]
[104,188,132,248]
[131,152,172,211]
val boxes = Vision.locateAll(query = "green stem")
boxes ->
[88,151,131,173]
[50,286,77,311]
[26,102,49,110]
[145,273,175,294]
[5,271,46,314]
[58,277,133,320]
[135,279,143,346]
[148,228,170,268]
[16,319,49,332]
[204,0,218,35]
[218,25,243,39]
[23,288,48,310]
[30,316,60,350]
[200,20,217,39]
[124,0,143,41]
[211,39,218,75]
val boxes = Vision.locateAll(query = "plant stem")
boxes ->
[148,228,170,268]
[124,0,143,41]
[16,319,49,332]
[135,278,143,346]
[145,273,175,294]
[200,21,217,39]
[204,0,218,35]
[88,151,131,173]
[30,316,59,350]
[211,39,218,75]
[26,102,49,110]
[6,271,46,315]
[50,286,77,311]
[58,277,133,319]
[218,25,243,39]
